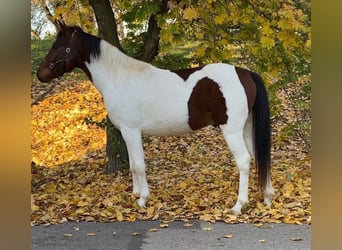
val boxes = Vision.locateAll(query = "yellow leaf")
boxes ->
[116,211,124,222]
[214,14,226,25]
[87,232,96,236]
[160,223,169,228]
[195,33,204,39]
[183,8,199,21]
[201,226,213,231]
[149,228,158,232]
[77,200,89,207]
[179,181,187,190]
[147,207,154,216]
[160,32,173,43]
[127,214,137,222]
[260,36,275,50]
[195,47,206,57]
[223,234,233,238]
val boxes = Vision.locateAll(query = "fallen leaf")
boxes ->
[223,234,233,238]
[149,228,158,232]
[87,232,96,236]
[147,207,154,216]
[160,223,169,228]
[201,226,213,231]
[63,233,72,237]
[132,232,140,236]
[290,237,302,241]
[116,211,124,222]
[259,239,266,243]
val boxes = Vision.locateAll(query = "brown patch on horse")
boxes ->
[235,67,256,112]
[171,66,205,81]
[188,77,228,130]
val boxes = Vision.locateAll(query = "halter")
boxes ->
[43,29,77,78]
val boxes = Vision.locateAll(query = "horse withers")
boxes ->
[37,19,274,215]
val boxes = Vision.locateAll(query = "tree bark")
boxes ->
[88,0,123,51]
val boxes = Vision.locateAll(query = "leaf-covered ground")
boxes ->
[31,77,311,226]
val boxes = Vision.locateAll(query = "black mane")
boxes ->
[73,26,101,61]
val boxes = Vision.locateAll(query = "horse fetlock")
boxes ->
[132,187,140,195]
[230,199,248,215]
[263,190,274,206]
[263,182,274,206]
[137,195,149,208]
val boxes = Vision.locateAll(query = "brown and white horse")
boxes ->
[37,20,274,215]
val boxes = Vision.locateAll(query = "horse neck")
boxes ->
[85,40,152,94]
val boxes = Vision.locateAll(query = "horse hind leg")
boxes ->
[244,113,274,206]
[243,113,254,157]
[221,124,251,215]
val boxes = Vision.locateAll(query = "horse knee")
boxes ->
[235,155,251,174]
[133,162,146,175]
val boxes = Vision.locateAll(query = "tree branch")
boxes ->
[139,0,169,62]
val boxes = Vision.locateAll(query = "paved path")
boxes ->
[32,220,311,250]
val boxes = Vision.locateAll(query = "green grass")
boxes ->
[31,38,54,75]
[31,38,86,79]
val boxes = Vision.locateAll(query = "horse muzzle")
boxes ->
[37,63,55,83]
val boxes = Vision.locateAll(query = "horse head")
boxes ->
[37,19,86,82]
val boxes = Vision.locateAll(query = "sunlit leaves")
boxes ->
[183,8,199,21]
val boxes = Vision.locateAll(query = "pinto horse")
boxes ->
[37,20,274,215]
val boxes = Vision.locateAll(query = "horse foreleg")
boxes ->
[121,127,150,207]
[221,126,251,215]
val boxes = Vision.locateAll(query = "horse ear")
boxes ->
[54,18,67,32]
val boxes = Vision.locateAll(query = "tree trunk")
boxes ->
[89,0,128,173]
[88,0,123,51]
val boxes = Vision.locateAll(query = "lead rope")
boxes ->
[31,79,60,106]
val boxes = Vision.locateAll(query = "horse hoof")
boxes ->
[264,198,272,206]
[229,208,241,216]
[137,198,146,208]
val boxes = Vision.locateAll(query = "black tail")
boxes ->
[250,72,271,192]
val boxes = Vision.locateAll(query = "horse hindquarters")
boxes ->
[220,70,274,215]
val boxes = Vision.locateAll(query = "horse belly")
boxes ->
[139,97,192,136]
